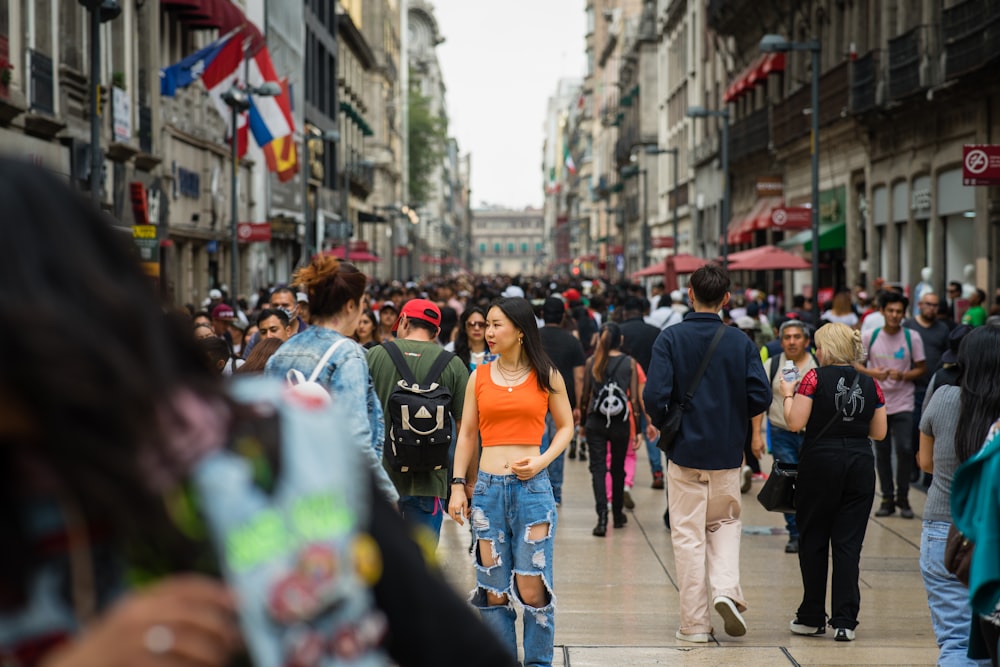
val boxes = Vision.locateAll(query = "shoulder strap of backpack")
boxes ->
[307,337,350,383]
[422,349,457,387]
[381,340,418,386]
[903,327,912,361]
[869,327,880,352]
[767,354,781,387]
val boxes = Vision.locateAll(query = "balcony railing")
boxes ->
[888,25,930,100]
[771,62,848,149]
[850,50,881,114]
[943,0,1000,79]
[729,106,769,163]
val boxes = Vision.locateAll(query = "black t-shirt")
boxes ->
[539,325,586,409]
[802,366,880,442]
[903,317,951,385]
[619,316,660,373]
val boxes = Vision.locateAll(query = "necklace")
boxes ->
[496,360,529,392]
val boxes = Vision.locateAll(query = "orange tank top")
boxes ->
[476,362,549,447]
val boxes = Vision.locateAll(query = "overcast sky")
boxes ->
[430,0,586,210]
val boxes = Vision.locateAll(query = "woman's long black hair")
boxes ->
[955,324,1000,462]
[0,158,220,603]
[490,297,557,393]
[453,305,488,369]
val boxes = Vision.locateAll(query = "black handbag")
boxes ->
[757,459,798,513]
[657,324,726,455]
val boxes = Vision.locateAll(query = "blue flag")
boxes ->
[160,31,238,97]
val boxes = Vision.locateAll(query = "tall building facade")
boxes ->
[472,207,545,276]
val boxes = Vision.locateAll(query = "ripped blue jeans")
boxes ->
[470,470,557,667]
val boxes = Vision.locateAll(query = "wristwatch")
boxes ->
[450,477,467,486]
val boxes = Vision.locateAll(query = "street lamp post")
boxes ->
[221,82,281,302]
[78,0,121,203]
[686,106,730,270]
[761,35,822,316]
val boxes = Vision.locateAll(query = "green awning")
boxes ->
[778,222,846,252]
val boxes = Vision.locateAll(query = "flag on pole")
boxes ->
[261,79,298,182]
[159,29,241,97]
[564,146,577,176]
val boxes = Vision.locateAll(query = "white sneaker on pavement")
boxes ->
[675,629,712,643]
[713,596,747,637]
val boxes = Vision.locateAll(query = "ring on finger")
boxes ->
[144,624,175,655]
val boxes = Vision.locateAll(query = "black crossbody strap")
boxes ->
[810,371,861,441]
[382,341,418,386]
[423,350,456,386]
[680,324,727,405]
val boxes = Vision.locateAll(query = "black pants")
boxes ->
[585,416,631,516]
[874,411,913,504]
[795,439,875,630]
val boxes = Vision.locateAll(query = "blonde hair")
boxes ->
[814,322,864,366]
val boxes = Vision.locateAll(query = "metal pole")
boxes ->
[810,47,821,317]
[302,135,312,264]
[343,158,350,263]
[89,7,100,203]
[720,113,730,272]
[230,103,239,302]
[672,149,679,256]
[641,167,649,269]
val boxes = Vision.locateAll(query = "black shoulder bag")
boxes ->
[656,324,727,455]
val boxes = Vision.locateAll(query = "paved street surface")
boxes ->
[437,446,940,666]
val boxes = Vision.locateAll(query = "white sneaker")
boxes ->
[623,485,635,509]
[790,619,825,636]
[834,627,855,641]
[713,596,747,637]
[675,629,712,643]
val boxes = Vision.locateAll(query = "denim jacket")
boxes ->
[265,327,398,504]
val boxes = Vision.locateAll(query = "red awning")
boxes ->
[630,253,710,279]
[162,0,202,9]
[727,198,771,246]
[728,197,806,245]
[172,0,265,49]
[727,245,811,271]
[324,247,382,263]
[723,53,786,103]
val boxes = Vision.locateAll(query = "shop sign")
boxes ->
[132,225,159,264]
[112,87,131,142]
[237,222,272,243]
[911,188,932,214]
[770,207,811,227]
[962,145,1000,186]
[651,236,675,248]
[756,176,784,198]
[819,186,846,225]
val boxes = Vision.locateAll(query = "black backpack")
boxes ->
[381,341,456,473]
[592,355,632,427]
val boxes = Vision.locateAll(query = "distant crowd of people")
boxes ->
[3,156,998,667]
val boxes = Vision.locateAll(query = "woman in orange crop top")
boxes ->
[448,296,573,667]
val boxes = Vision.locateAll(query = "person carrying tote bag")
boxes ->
[779,323,887,642]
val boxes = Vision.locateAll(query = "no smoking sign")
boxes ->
[963,145,1000,185]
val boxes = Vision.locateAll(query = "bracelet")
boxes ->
[782,395,795,401]
[450,477,467,486]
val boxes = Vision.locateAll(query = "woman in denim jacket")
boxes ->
[264,256,398,505]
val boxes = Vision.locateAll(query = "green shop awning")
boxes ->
[778,222,846,252]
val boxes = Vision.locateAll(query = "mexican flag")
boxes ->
[564,146,577,176]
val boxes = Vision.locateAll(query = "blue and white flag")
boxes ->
[160,29,240,97]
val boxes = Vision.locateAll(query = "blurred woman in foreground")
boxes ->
[0,158,514,667]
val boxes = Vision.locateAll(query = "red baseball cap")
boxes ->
[211,303,235,321]
[393,298,441,332]
[563,288,582,304]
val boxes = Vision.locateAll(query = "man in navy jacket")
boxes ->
[643,263,770,644]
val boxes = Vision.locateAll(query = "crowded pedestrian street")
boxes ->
[439,445,940,666]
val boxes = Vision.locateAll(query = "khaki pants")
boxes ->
[667,461,747,635]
